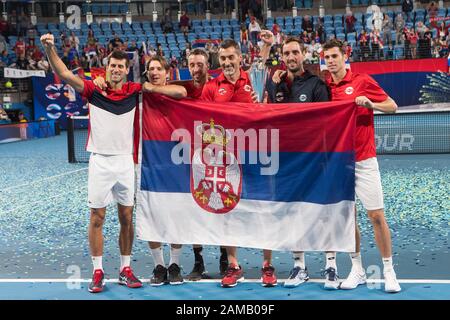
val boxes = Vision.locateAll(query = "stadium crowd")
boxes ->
[0,1,449,77]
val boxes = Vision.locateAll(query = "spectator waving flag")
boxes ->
[136,94,357,251]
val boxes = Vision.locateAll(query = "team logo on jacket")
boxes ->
[299,94,307,102]
[345,87,354,95]
[275,92,284,102]
[191,119,242,214]
[218,88,227,95]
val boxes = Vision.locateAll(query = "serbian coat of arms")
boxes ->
[190,119,242,214]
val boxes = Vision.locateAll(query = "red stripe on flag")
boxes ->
[141,94,356,153]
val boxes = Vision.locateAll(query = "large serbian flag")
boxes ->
[136,94,357,252]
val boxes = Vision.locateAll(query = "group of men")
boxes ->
[40,27,401,294]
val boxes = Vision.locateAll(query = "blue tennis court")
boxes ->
[0,132,449,300]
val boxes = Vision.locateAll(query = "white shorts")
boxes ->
[355,157,384,211]
[88,153,135,208]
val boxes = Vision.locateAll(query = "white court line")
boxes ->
[0,279,449,284]
[0,167,88,192]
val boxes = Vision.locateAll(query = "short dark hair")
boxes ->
[188,48,209,62]
[219,39,241,55]
[107,50,129,68]
[322,39,346,55]
[281,37,305,53]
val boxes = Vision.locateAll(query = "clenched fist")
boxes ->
[40,33,55,48]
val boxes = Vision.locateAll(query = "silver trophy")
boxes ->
[249,57,268,103]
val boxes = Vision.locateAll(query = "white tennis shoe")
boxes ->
[340,267,367,290]
[384,268,401,293]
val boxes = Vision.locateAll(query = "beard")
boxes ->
[223,65,235,76]
[287,63,301,74]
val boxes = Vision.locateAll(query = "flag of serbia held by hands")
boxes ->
[136,94,357,252]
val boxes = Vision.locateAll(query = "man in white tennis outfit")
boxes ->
[41,33,146,293]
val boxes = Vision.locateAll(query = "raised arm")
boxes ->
[143,82,187,100]
[259,30,274,65]
[40,33,84,93]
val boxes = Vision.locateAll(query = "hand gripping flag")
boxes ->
[136,94,357,252]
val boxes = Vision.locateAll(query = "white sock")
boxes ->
[293,251,305,269]
[169,247,182,266]
[382,257,393,272]
[92,256,103,272]
[350,252,364,273]
[325,252,337,270]
[151,247,165,267]
[120,255,131,272]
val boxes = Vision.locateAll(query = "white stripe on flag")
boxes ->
[136,192,355,252]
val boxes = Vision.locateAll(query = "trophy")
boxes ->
[249,57,268,103]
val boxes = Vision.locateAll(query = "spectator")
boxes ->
[344,41,353,61]
[394,13,405,44]
[271,23,282,47]
[127,40,138,52]
[302,15,314,34]
[427,1,438,20]
[208,44,220,69]
[301,30,311,45]
[168,57,180,81]
[156,43,163,56]
[316,22,326,44]
[432,38,441,58]
[408,29,418,59]
[403,27,412,59]
[87,30,96,46]
[416,21,427,38]
[109,34,124,49]
[15,53,28,70]
[0,50,12,67]
[370,29,383,60]
[69,31,80,51]
[345,13,357,33]
[37,56,50,72]
[382,14,393,48]
[148,45,156,57]
[179,11,190,34]
[88,53,102,69]
[14,36,26,57]
[26,38,37,55]
[434,22,450,42]
[401,0,414,23]
[418,27,433,58]
[161,9,173,33]
[358,30,370,60]
[26,53,37,70]
[0,109,11,124]
[18,112,27,123]
[240,23,249,43]
[248,16,261,46]
[31,46,43,63]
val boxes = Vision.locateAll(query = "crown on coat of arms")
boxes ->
[197,118,230,147]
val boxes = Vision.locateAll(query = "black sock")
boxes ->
[193,247,203,263]
[220,247,227,261]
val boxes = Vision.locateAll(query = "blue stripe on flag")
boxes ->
[140,141,354,204]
